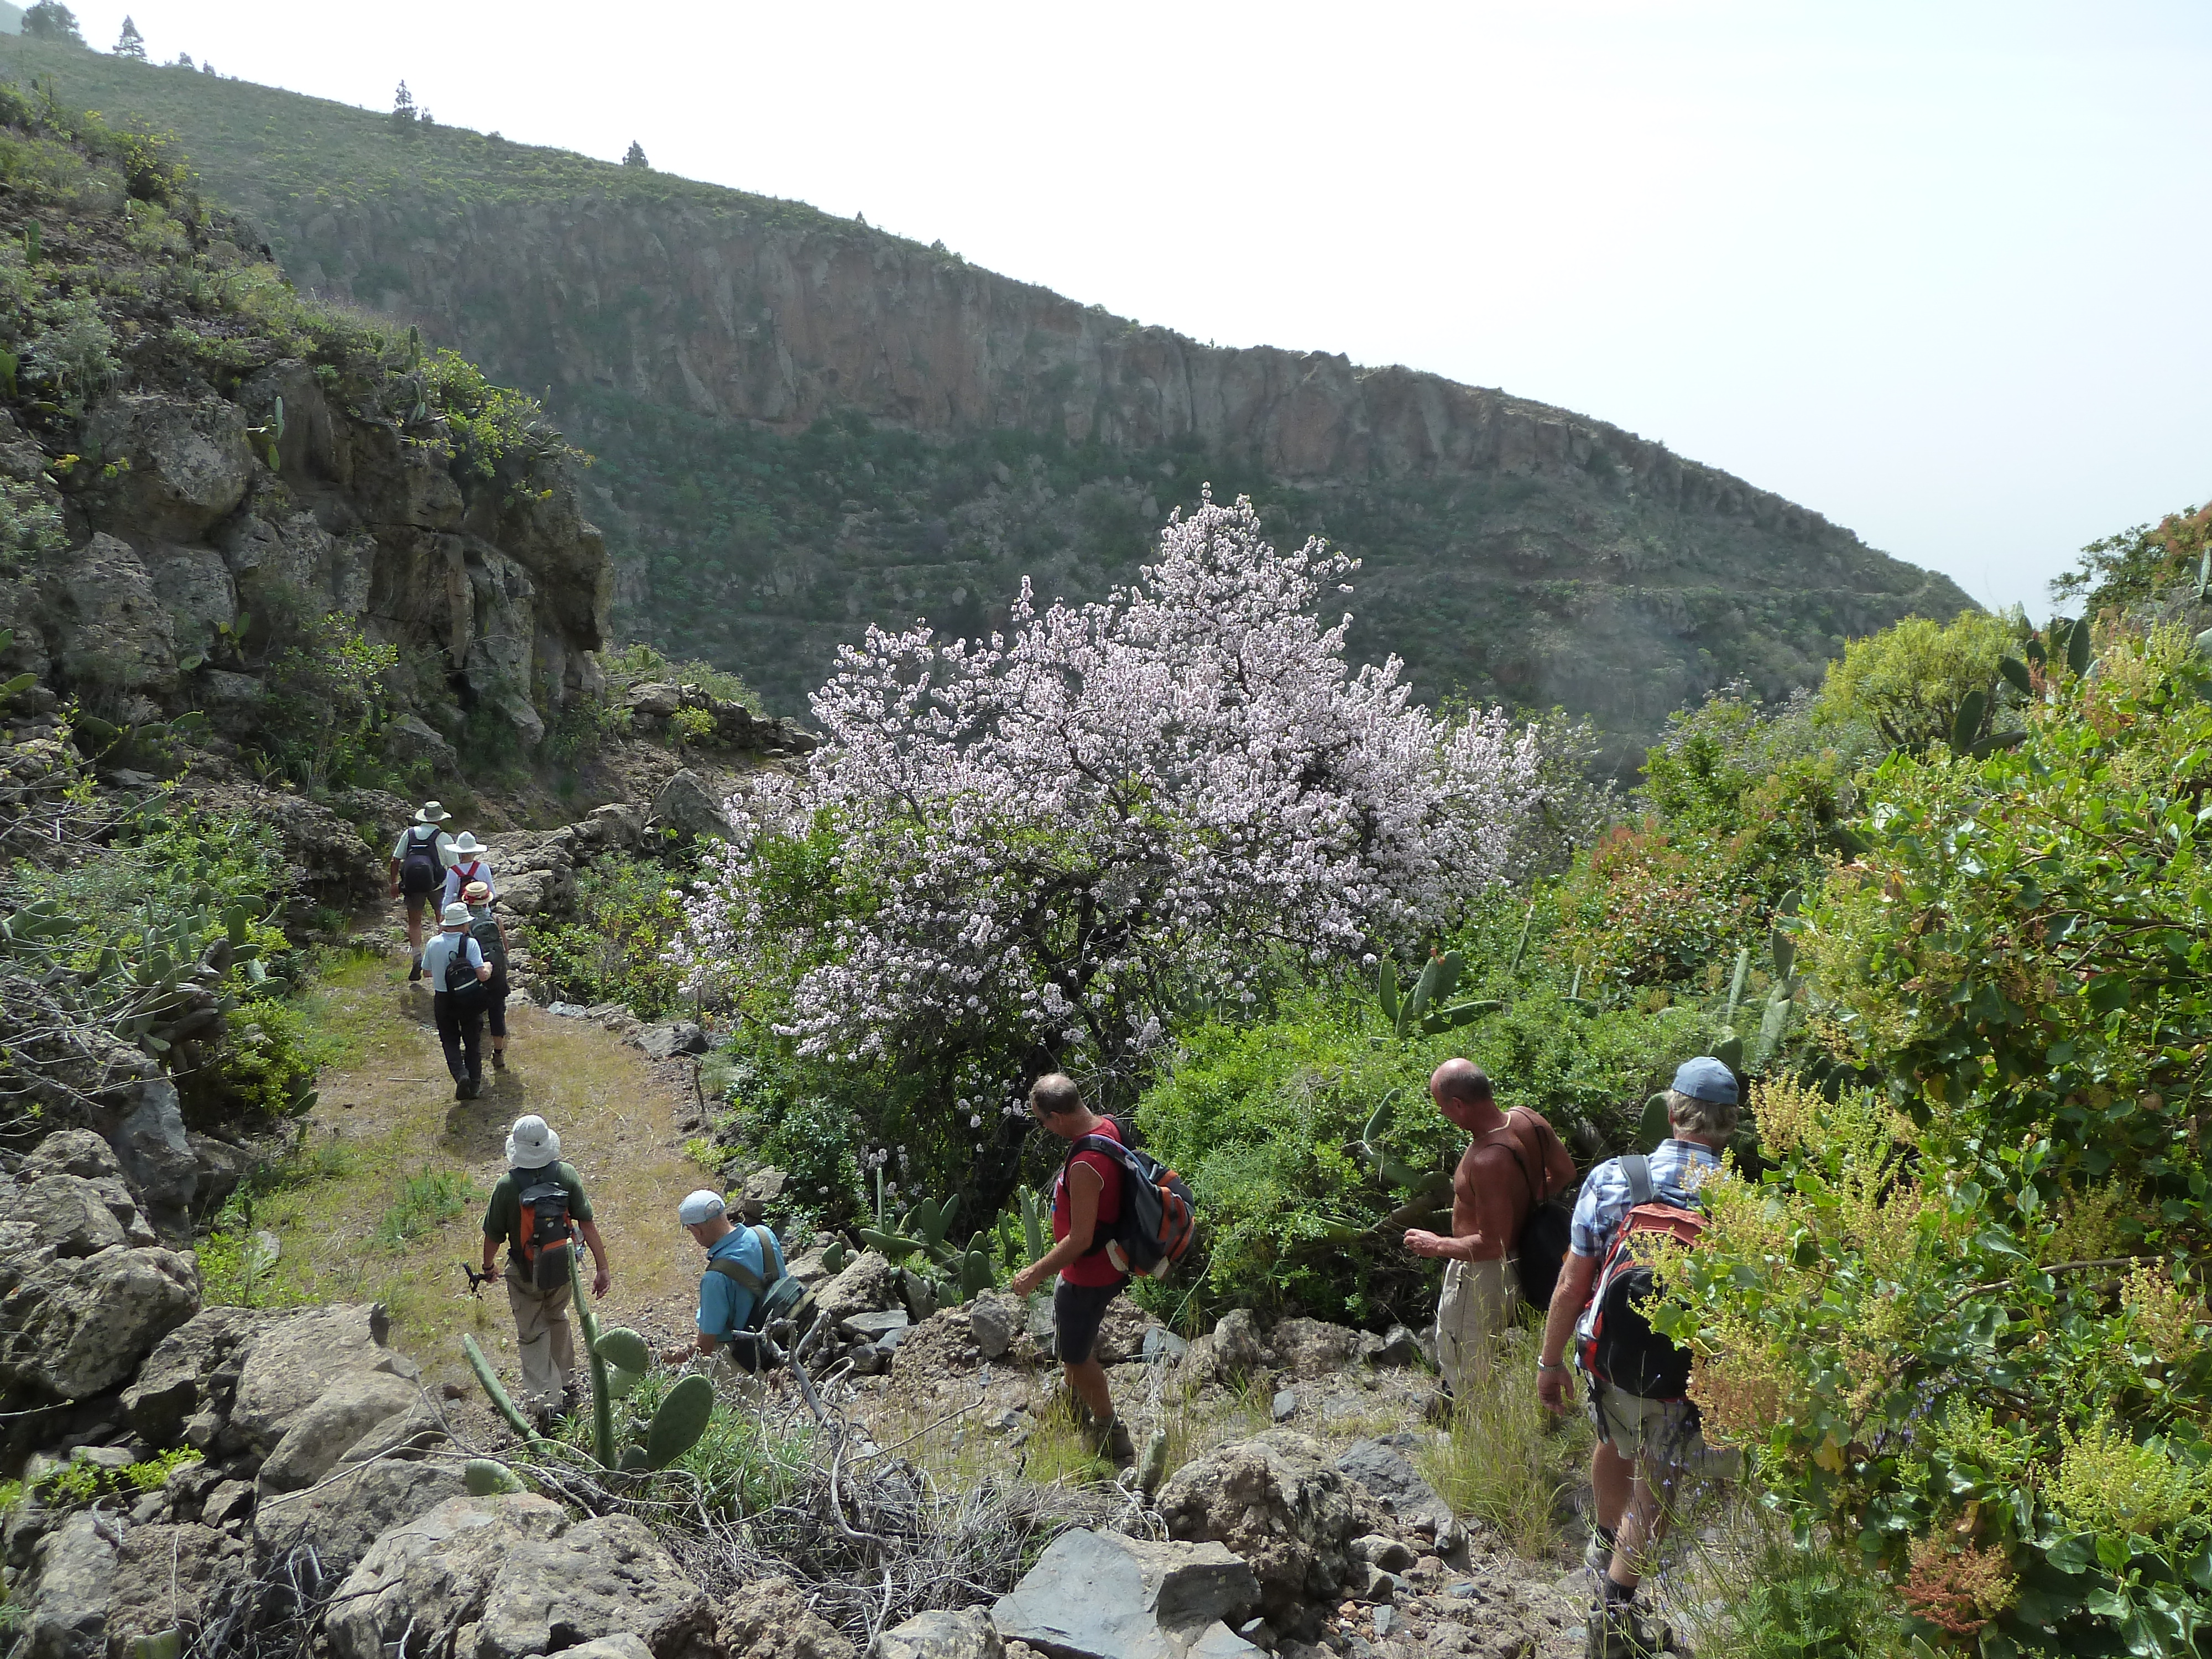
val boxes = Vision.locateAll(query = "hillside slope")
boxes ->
[5,38,1974,757]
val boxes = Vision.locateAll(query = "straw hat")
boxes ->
[462,880,491,904]
[414,801,452,823]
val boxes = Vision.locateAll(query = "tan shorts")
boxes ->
[1587,1378,1738,1478]
[1434,1256,1519,1395]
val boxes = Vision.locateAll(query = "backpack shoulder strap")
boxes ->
[1488,1112,1544,1206]
[1070,1133,1135,1169]
[1621,1154,1654,1207]
[709,1254,765,1295]
[749,1225,783,1280]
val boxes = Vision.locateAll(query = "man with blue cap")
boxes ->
[660,1189,786,1370]
[1536,1056,1739,1659]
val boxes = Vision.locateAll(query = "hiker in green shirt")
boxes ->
[478,1114,611,1423]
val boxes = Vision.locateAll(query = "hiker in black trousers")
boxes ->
[424,901,492,1099]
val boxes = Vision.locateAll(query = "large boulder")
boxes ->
[328,1494,717,1659]
[877,1609,1000,1659]
[121,1304,270,1447]
[16,1511,115,1659]
[1264,1318,1361,1380]
[254,1459,469,1584]
[650,769,732,842]
[228,1302,412,1457]
[105,1523,229,1659]
[82,394,255,540]
[17,1176,127,1258]
[0,1244,199,1401]
[816,1249,899,1332]
[50,533,179,695]
[255,1367,424,1496]
[473,1514,718,1659]
[719,1575,857,1659]
[1155,1432,1376,1624]
[1334,1437,1452,1534]
[990,1530,1259,1659]
[101,1076,198,1237]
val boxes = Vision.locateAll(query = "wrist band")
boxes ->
[1537,1361,1566,1374]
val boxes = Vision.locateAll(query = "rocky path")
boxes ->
[259,906,712,1396]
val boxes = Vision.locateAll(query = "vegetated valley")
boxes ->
[3,21,2211,1659]
[4,33,1973,769]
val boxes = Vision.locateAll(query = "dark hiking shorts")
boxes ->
[1054,1277,1126,1365]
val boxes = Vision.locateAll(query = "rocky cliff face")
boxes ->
[8,43,1974,759]
[0,91,610,756]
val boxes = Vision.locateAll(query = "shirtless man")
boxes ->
[1403,1058,1576,1399]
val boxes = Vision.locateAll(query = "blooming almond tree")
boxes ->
[679,491,1548,1107]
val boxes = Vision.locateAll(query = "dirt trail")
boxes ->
[248,902,711,1395]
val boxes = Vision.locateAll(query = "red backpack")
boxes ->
[1574,1154,1708,1401]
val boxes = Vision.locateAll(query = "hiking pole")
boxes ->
[458,1261,498,1296]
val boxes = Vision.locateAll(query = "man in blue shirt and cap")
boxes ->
[661,1189,786,1368]
[1536,1056,1739,1659]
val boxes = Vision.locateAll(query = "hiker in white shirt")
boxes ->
[442,831,497,909]
[389,802,457,982]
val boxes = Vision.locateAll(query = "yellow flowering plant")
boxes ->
[1659,627,2212,1657]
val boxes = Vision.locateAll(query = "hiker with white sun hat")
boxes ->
[388,801,458,982]
[442,830,497,910]
[424,900,492,1099]
[478,1114,612,1426]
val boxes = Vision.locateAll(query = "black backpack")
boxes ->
[707,1225,814,1341]
[1066,1131,1197,1280]
[441,937,486,1011]
[398,827,443,897]
[1574,1154,1708,1401]
[514,1172,575,1291]
[1488,1110,1578,1312]
[469,915,507,978]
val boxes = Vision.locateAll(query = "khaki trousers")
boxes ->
[1434,1256,1519,1397]
[504,1259,575,1409]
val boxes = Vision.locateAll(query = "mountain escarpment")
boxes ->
[8,38,1974,758]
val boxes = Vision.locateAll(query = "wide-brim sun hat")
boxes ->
[1672,1056,1739,1106]
[451,832,487,856]
[440,901,471,927]
[678,1189,726,1225]
[507,1115,559,1165]
[415,801,452,823]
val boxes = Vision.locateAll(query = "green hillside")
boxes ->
[0,35,1975,763]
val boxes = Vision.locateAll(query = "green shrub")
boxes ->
[184,995,327,1124]
[375,1168,477,1249]
[1136,980,1697,1321]
[1705,1537,1910,1659]
[521,852,688,1018]
[248,609,400,790]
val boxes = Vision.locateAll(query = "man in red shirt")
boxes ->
[1010,1072,1137,1465]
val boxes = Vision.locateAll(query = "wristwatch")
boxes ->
[1536,1361,1566,1374]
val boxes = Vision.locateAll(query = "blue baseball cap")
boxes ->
[1672,1057,1739,1105]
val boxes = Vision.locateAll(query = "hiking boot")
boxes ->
[1585,1528,1617,1575]
[408,962,423,983]
[492,1050,507,1071]
[1084,1413,1137,1466]
[1587,1599,1666,1659]
[467,1074,483,1098]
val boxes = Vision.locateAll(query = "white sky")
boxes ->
[56,1,2212,614]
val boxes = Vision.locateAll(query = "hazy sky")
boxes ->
[53,1,2212,614]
